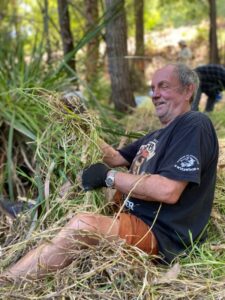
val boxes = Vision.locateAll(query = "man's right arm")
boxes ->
[99,140,130,168]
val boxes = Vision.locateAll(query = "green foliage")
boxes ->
[69,0,86,41]
[83,68,111,107]
[217,0,225,18]
[0,34,102,211]
[126,0,211,37]
[210,105,225,138]
[194,25,208,43]
[144,0,162,31]
[157,0,208,28]
[0,35,64,91]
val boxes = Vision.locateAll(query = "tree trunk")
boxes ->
[85,0,100,83]
[57,0,76,72]
[43,0,52,65]
[131,0,145,91]
[208,0,220,63]
[0,1,9,41]
[105,0,135,112]
[11,0,20,42]
[134,0,144,60]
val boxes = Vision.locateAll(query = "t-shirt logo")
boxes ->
[174,155,199,172]
[124,198,134,211]
[130,141,157,175]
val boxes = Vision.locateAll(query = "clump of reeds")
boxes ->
[0,86,106,268]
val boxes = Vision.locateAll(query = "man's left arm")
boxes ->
[113,172,188,204]
[81,162,187,204]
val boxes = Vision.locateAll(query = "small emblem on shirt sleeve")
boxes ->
[174,155,199,172]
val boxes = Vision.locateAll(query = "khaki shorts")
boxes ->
[118,213,158,255]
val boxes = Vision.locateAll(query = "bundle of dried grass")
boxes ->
[0,89,104,271]
[1,226,225,299]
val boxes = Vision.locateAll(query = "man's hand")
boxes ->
[81,162,110,191]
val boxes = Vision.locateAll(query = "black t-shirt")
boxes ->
[118,111,218,263]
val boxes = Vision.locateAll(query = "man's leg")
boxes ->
[1,213,120,281]
[205,95,216,112]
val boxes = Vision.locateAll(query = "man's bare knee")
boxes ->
[53,213,119,247]
[66,213,99,232]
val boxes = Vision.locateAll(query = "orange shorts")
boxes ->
[118,213,158,255]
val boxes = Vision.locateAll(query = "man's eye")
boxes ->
[161,84,169,90]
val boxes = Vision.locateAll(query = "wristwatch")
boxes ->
[105,170,117,188]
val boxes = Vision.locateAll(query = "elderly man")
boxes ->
[192,64,225,112]
[0,63,218,283]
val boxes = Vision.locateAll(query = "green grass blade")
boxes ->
[7,112,15,201]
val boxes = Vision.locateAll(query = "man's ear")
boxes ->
[185,84,195,101]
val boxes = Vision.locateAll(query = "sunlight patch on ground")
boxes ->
[145,25,199,49]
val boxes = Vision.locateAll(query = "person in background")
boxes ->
[192,64,225,112]
[0,63,218,284]
[178,40,192,65]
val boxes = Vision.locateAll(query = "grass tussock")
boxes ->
[0,96,225,299]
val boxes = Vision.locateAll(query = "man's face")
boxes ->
[150,65,190,125]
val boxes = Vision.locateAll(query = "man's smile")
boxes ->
[153,100,167,107]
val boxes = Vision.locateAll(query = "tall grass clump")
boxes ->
[0,36,107,278]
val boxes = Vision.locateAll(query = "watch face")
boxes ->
[105,170,117,187]
[106,177,114,187]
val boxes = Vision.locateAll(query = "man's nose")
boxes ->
[151,87,160,98]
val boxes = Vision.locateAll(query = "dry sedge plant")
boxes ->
[1,98,225,299]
